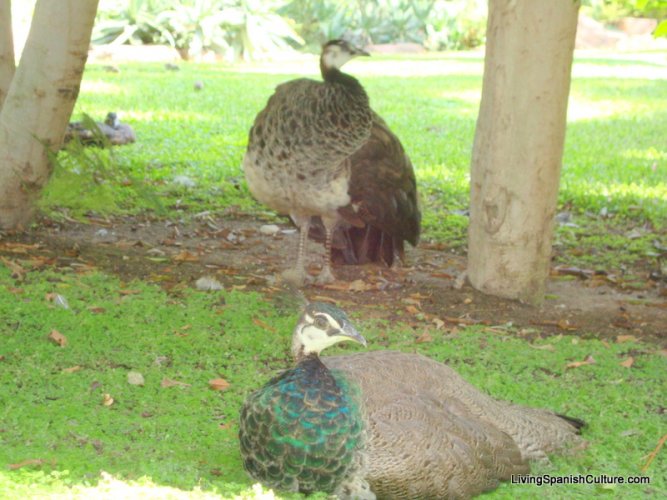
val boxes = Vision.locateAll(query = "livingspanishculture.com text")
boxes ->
[511,474,650,487]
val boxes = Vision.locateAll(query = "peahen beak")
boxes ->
[340,322,367,347]
[353,47,370,57]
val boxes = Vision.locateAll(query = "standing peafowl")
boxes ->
[239,302,585,499]
[243,40,420,286]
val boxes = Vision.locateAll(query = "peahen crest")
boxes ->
[239,354,365,494]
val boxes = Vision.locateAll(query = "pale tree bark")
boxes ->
[467,0,580,304]
[0,0,15,107]
[0,0,99,229]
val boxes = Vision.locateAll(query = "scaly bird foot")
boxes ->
[281,267,312,287]
[315,266,336,285]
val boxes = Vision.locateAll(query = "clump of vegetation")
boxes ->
[93,0,489,60]
[94,0,304,61]
[92,0,667,62]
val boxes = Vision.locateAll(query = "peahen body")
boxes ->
[243,40,420,286]
[239,303,585,499]
[64,112,136,147]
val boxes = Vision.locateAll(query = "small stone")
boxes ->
[259,224,281,236]
[172,175,196,188]
[54,294,69,310]
[127,371,145,386]
[196,276,223,291]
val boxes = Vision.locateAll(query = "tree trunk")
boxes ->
[467,0,580,304]
[0,0,14,107]
[0,0,99,229]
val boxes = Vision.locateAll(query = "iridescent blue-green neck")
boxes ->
[239,354,364,494]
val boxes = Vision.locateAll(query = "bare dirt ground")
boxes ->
[3,214,665,346]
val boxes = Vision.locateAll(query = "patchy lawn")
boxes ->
[0,51,665,498]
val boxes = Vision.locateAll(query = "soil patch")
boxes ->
[2,214,665,346]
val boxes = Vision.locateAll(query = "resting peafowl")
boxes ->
[64,112,136,147]
[239,302,585,499]
[243,40,420,286]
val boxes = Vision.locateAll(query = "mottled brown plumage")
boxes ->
[243,40,420,285]
[324,351,584,499]
[318,111,420,266]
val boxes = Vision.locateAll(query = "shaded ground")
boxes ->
[2,215,665,346]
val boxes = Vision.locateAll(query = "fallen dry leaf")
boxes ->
[321,281,349,291]
[209,378,231,391]
[161,378,191,388]
[88,306,106,314]
[348,279,374,292]
[405,305,420,315]
[253,318,277,333]
[533,319,578,331]
[0,257,26,280]
[529,344,556,352]
[0,242,39,254]
[118,289,141,296]
[310,295,337,304]
[62,365,82,373]
[102,393,114,406]
[127,371,145,386]
[8,458,52,470]
[173,250,200,262]
[616,335,638,343]
[552,265,594,279]
[432,317,445,329]
[415,331,433,344]
[47,330,67,347]
[442,315,479,326]
[22,256,54,269]
[566,354,595,369]
[619,356,635,368]
[641,434,667,473]
[430,272,455,279]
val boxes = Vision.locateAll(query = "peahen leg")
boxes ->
[316,215,338,285]
[282,215,311,286]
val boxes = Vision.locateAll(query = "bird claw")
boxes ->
[281,268,312,287]
[315,267,336,285]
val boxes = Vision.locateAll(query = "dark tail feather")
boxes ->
[308,218,404,266]
[557,413,586,433]
[330,226,398,266]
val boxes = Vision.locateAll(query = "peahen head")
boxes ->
[104,112,119,128]
[320,39,369,74]
[291,302,366,360]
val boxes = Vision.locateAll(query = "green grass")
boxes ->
[5,51,666,498]
[40,52,667,271]
[0,265,665,498]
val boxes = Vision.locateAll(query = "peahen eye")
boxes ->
[314,316,329,329]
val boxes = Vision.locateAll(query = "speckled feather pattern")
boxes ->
[323,351,584,499]
[239,355,365,495]
[244,76,372,217]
